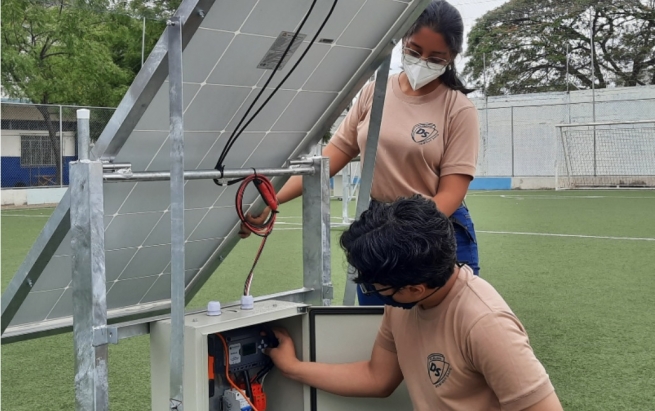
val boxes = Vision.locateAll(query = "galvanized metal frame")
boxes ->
[103,167,317,182]
[302,157,333,307]
[0,0,216,335]
[342,54,392,306]
[1,0,431,339]
[167,17,186,410]
[70,110,110,411]
[0,1,435,408]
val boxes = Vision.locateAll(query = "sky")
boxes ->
[390,0,510,74]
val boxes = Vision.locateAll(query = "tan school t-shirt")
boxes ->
[330,74,479,202]
[375,266,555,411]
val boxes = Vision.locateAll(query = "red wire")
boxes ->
[236,174,277,237]
[236,174,278,296]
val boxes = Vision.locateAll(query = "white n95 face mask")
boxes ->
[403,55,447,91]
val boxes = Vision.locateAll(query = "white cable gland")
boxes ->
[207,301,222,316]
[241,295,254,310]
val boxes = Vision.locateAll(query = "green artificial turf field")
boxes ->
[2,190,654,410]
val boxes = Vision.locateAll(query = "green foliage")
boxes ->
[322,130,333,144]
[1,0,173,107]
[463,0,655,95]
[1,0,172,181]
[2,0,132,106]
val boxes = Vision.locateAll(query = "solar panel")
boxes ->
[2,0,429,337]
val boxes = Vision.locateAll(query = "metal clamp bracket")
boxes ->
[92,326,118,347]
[322,284,334,300]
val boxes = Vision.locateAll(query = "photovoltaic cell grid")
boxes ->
[7,0,425,330]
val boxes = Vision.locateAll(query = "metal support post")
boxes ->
[589,8,597,176]
[566,44,572,123]
[302,156,333,306]
[70,109,109,411]
[167,17,185,411]
[59,105,64,186]
[142,17,146,68]
[78,109,90,162]
[343,53,391,306]
[510,106,514,177]
[342,164,350,224]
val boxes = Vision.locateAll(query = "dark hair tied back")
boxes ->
[404,0,474,95]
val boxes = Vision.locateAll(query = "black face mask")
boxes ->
[378,287,441,309]
[360,284,441,310]
[359,263,464,309]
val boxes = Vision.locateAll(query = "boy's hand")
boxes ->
[264,328,300,377]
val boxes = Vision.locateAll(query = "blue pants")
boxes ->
[357,204,480,306]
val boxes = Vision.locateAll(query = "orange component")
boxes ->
[208,355,215,397]
[238,382,267,411]
[208,355,215,379]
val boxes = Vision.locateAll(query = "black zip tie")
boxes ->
[212,164,226,186]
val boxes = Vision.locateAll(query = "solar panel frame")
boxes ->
[1,0,431,341]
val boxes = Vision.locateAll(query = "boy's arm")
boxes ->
[267,328,404,398]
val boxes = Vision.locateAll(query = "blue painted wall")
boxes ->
[1,156,76,188]
[469,177,512,190]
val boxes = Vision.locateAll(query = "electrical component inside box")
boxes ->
[208,325,279,411]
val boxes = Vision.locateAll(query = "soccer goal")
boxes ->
[555,120,655,189]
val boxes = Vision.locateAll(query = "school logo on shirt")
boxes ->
[427,353,451,387]
[411,123,438,145]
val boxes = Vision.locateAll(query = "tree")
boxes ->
[1,0,166,182]
[463,0,655,96]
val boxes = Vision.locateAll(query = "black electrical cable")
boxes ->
[243,370,254,402]
[217,0,338,168]
[252,360,274,384]
[213,0,339,180]
[213,0,318,183]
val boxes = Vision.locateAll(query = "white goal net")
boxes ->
[556,120,655,189]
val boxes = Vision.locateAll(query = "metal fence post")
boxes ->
[510,106,515,177]
[60,105,64,186]
[167,16,186,411]
[342,164,350,224]
[70,108,109,411]
[302,156,333,306]
[342,54,391,306]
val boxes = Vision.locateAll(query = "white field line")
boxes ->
[276,220,655,241]
[477,230,655,241]
[1,214,51,218]
[466,194,655,200]
[277,228,655,239]
[6,214,650,241]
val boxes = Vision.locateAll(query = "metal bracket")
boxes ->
[170,399,183,410]
[102,162,132,174]
[322,284,334,300]
[92,326,118,347]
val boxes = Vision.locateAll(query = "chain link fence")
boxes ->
[1,103,115,188]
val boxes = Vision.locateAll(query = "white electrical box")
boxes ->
[151,300,410,411]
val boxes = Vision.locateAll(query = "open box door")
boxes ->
[308,307,411,411]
